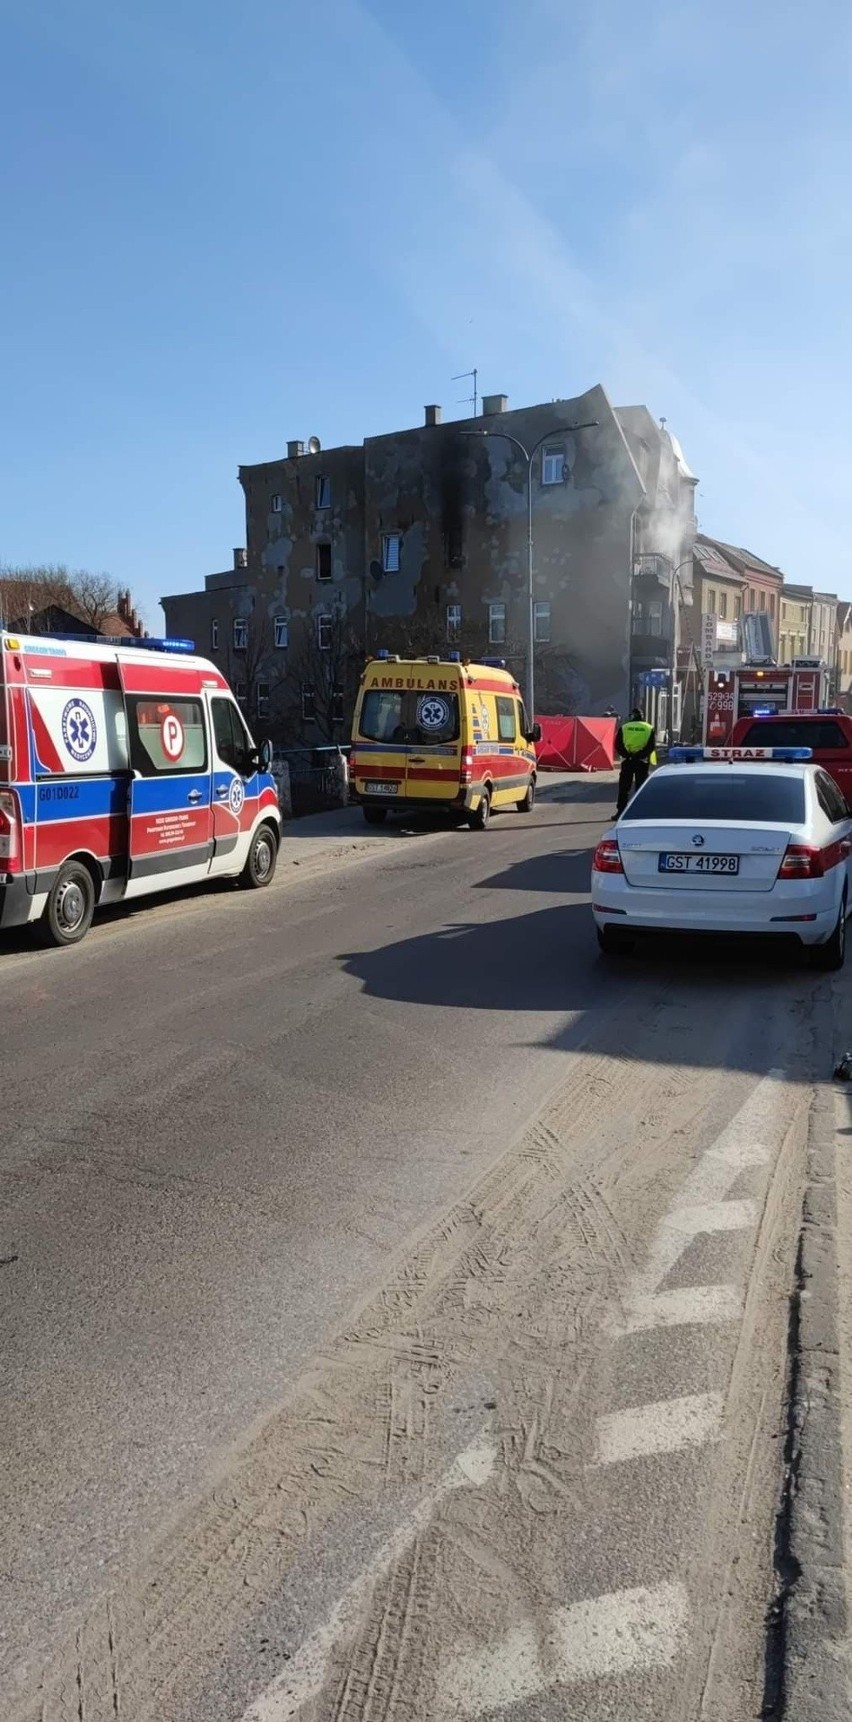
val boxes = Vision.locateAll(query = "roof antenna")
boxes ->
[453,367,478,417]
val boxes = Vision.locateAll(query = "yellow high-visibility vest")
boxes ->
[621,720,653,755]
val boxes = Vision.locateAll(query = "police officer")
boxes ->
[615,707,656,815]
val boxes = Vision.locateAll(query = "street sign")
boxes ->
[639,669,668,688]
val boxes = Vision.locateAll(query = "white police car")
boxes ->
[592,747,852,968]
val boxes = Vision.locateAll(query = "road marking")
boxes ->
[594,1391,724,1465]
[615,1282,743,1333]
[438,1581,691,1716]
[610,1073,790,1336]
[240,1434,496,1721]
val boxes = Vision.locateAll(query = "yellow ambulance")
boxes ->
[351,652,540,828]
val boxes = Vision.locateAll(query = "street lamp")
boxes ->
[461,421,598,719]
[633,551,693,741]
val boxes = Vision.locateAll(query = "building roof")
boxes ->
[700,535,782,579]
[693,538,744,583]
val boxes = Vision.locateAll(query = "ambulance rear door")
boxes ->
[403,676,463,804]
[117,658,214,894]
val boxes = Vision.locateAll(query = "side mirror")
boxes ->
[257,738,273,772]
[527,722,542,745]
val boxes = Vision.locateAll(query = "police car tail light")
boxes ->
[0,790,20,869]
[778,843,824,880]
[593,839,624,874]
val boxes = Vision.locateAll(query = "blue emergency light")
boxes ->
[47,632,196,653]
[668,745,813,763]
[447,650,461,663]
[751,707,774,717]
[482,657,507,669]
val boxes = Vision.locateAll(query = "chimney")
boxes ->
[234,547,247,570]
[287,439,306,459]
[424,404,442,427]
[482,393,508,417]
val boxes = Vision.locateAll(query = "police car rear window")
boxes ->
[622,773,806,823]
[740,719,848,750]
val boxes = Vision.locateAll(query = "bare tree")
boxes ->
[286,606,364,742]
[223,608,288,735]
[0,564,118,631]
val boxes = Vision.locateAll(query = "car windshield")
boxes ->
[622,772,806,824]
[358,688,460,744]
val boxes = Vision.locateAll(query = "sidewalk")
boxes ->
[778,977,852,1718]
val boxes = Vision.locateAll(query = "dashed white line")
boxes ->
[614,1282,744,1333]
[594,1391,724,1465]
[438,1580,691,1716]
[240,1434,496,1721]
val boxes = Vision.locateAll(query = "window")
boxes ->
[816,772,848,824]
[332,689,345,726]
[316,542,332,581]
[211,696,254,775]
[646,599,663,636]
[358,688,460,744]
[211,619,219,650]
[769,593,776,616]
[233,617,248,651]
[533,601,551,642]
[271,494,282,513]
[256,681,270,719]
[446,603,462,641]
[317,612,333,651]
[734,597,742,618]
[315,475,331,509]
[495,696,516,742]
[782,602,788,622]
[128,697,207,776]
[516,699,530,738]
[234,679,246,706]
[759,590,766,611]
[274,616,288,649]
[301,687,315,722]
[382,533,402,573]
[707,589,716,614]
[541,446,565,486]
[488,602,507,644]
[621,773,805,824]
[740,718,848,751]
[719,592,727,620]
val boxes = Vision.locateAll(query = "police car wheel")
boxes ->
[811,896,847,971]
[41,861,96,947]
[597,925,633,957]
[516,778,535,814]
[472,787,492,830]
[242,824,278,890]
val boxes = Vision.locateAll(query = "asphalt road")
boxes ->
[0,779,835,1721]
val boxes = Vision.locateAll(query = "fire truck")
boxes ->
[702,659,830,747]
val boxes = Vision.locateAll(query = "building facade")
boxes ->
[778,585,813,663]
[163,388,697,739]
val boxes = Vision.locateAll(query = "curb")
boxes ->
[778,1083,850,1717]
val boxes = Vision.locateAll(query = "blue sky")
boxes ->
[1,0,849,627]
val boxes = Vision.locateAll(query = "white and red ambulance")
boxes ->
[0,631,281,945]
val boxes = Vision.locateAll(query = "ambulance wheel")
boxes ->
[516,777,535,814]
[471,787,492,830]
[362,806,387,826]
[241,823,278,889]
[40,860,96,947]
